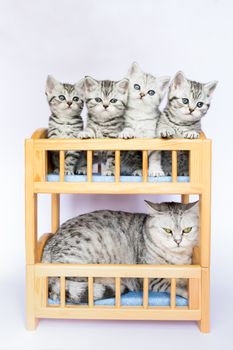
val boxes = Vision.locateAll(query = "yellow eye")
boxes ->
[183,227,192,234]
[163,228,173,234]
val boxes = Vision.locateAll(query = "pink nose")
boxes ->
[140,92,145,98]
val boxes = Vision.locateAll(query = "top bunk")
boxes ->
[25,128,211,195]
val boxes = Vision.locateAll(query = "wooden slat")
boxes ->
[51,194,60,233]
[60,276,66,308]
[170,278,176,309]
[87,151,92,182]
[35,264,201,279]
[181,194,189,204]
[172,151,177,182]
[37,233,53,262]
[143,278,149,308]
[88,277,94,307]
[34,182,203,195]
[115,277,121,308]
[59,151,65,182]
[189,278,200,310]
[198,268,210,332]
[115,151,120,182]
[33,138,210,152]
[142,151,148,182]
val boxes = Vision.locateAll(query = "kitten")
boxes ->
[119,62,170,176]
[79,77,129,175]
[46,75,86,175]
[157,71,218,176]
[42,201,199,303]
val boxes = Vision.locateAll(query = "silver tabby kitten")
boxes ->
[46,75,86,175]
[157,71,217,176]
[79,77,129,175]
[120,62,170,176]
[42,201,199,303]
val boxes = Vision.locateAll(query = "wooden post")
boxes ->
[142,151,148,182]
[59,151,65,182]
[51,194,60,233]
[172,151,177,182]
[115,151,120,182]
[87,151,92,182]
[143,278,149,308]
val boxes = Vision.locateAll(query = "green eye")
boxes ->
[182,98,189,104]
[183,227,192,234]
[163,228,173,234]
[59,95,66,101]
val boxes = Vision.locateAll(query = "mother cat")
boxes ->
[42,201,199,303]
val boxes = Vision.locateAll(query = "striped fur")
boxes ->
[46,75,86,175]
[157,71,218,176]
[79,77,129,175]
[42,201,199,303]
[119,63,170,176]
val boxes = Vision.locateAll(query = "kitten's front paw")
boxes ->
[65,170,74,176]
[102,170,114,176]
[149,169,165,177]
[132,169,142,176]
[183,131,200,139]
[78,130,94,139]
[76,167,87,175]
[158,128,175,138]
[119,128,135,139]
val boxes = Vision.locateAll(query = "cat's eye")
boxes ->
[95,98,102,102]
[134,84,140,90]
[110,98,117,103]
[73,96,79,102]
[182,227,192,234]
[163,228,173,234]
[182,98,189,104]
[148,90,155,96]
[59,95,66,101]
[197,102,204,108]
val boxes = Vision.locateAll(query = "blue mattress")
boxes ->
[48,291,188,307]
[47,174,190,183]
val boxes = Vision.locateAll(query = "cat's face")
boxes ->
[145,201,199,252]
[127,62,170,109]
[85,77,129,120]
[168,71,218,123]
[46,76,85,117]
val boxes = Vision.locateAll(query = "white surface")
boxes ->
[0,0,233,348]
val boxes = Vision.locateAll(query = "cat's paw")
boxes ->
[176,288,188,299]
[119,128,135,139]
[149,169,165,177]
[76,167,87,175]
[158,128,175,138]
[183,131,200,139]
[65,170,74,176]
[132,169,142,176]
[78,130,94,139]
[102,170,114,176]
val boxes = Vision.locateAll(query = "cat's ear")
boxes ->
[74,78,85,98]
[157,76,171,92]
[128,62,143,76]
[116,78,129,94]
[85,76,99,93]
[184,201,199,215]
[204,80,218,97]
[144,200,164,215]
[173,71,188,89]
[46,75,59,94]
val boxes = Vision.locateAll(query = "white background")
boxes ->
[0,0,233,348]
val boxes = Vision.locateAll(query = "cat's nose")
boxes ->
[140,92,145,98]
[103,105,109,109]
[189,107,194,113]
[67,101,72,107]
[174,238,182,246]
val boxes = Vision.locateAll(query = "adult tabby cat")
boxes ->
[42,201,199,303]
[157,71,218,175]
[119,62,170,176]
[79,77,129,175]
[46,75,86,175]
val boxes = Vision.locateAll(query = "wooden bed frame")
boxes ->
[25,128,211,332]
